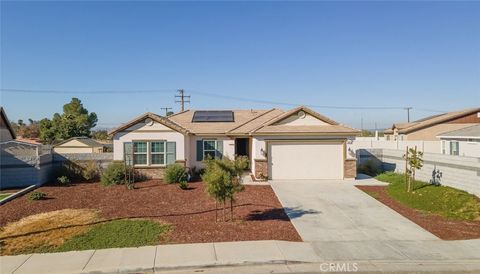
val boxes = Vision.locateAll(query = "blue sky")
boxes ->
[1,1,479,130]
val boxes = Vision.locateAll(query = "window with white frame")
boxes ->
[133,142,148,165]
[151,141,166,165]
[131,141,173,166]
[441,140,446,154]
[450,141,459,156]
[203,140,217,160]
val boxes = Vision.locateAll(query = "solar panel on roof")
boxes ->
[192,111,234,122]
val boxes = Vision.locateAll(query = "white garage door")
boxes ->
[268,141,344,180]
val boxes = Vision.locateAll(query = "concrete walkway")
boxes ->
[270,178,437,242]
[2,240,480,273]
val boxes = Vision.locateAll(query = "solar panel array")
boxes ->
[192,111,234,122]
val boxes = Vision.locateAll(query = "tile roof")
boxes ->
[437,124,480,138]
[385,108,480,134]
[109,106,359,136]
[169,109,272,135]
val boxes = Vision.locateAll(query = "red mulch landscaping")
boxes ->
[356,185,480,240]
[0,180,301,243]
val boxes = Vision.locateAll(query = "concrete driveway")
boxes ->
[270,178,438,242]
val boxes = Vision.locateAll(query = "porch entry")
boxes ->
[235,138,249,157]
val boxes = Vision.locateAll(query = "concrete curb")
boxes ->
[0,185,36,205]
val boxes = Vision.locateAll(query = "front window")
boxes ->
[132,141,169,166]
[441,141,446,154]
[133,142,147,165]
[450,141,459,156]
[203,140,217,160]
[151,141,166,165]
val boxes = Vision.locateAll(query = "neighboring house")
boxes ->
[384,108,480,141]
[109,106,360,180]
[53,137,107,154]
[0,107,16,142]
[437,124,480,157]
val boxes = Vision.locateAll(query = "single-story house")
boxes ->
[384,108,480,141]
[437,124,480,157]
[109,106,360,180]
[53,137,108,154]
[0,107,16,142]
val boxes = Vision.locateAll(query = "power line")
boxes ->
[0,87,447,112]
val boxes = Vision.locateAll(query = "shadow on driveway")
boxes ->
[247,206,320,221]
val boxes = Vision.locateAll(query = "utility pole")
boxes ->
[160,107,172,116]
[175,89,191,112]
[404,107,412,122]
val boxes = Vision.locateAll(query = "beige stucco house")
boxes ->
[437,124,480,157]
[53,137,107,154]
[109,106,360,180]
[384,108,480,141]
[0,107,16,142]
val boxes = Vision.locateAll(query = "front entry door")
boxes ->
[235,138,249,157]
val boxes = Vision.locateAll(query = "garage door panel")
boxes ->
[269,142,343,180]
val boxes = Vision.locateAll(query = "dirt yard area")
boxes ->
[357,185,480,240]
[0,180,301,244]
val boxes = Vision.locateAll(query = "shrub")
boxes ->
[179,180,189,190]
[56,161,83,180]
[28,191,46,201]
[56,160,101,182]
[357,159,381,177]
[57,176,70,186]
[81,160,101,181]
[101,162,126,186]
[234,155,249,171]
[164,164,187,184]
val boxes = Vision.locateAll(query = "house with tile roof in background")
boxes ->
[384,108,480,141]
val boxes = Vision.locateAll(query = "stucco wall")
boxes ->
[357,148,480,196]
[187,135,235,169]
[113,131,185,162]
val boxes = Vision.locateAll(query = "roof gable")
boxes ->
[252,106,359,135]
[108,112,189,135]
[261,106,339,127]
[54,137,103,148]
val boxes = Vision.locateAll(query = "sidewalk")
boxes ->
[2,240,480,274]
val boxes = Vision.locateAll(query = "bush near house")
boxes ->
[101,162,126,186]
[375,172,480,221]
[164,164,187,184]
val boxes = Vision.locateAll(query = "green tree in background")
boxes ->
[39,98,98,144]
[91,130,110,140]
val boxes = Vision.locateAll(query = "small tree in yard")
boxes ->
[202,156,247,222]
[403,146,424,192]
